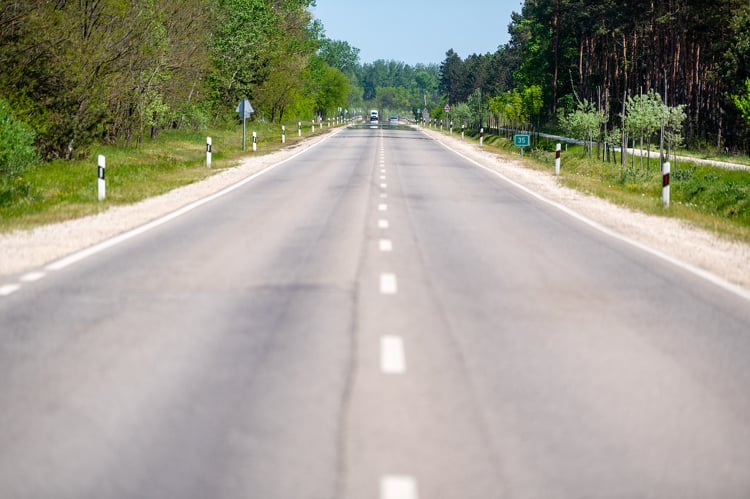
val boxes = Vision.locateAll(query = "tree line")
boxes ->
[437,0,750,154]
[0,0,350,161]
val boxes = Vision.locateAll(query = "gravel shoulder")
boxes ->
[0,131,337,277]
[421,127,750,293]
[2,126,749,296]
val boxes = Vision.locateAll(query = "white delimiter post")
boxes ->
[282,125,286,144]
[97,154,106,201]
[298,122,302,136]
[206,137,212,168]
[312,120,315,133]
[480,128,484,146]
[252,131,257,152]
[555,143,561,175]
[662,161,671,208]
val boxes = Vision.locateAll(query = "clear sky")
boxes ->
[310,1,522,66]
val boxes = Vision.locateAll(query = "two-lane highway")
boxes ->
[2,126,750,498]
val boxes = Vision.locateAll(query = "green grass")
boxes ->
[461,129,750,244]
[0,121,334,232]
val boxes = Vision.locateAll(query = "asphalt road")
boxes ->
[1,125,750,499]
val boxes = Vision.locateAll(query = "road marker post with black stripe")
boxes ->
[206,137,212,168]
[282,126,286,144]
[97,155,106,201]
[555,143,561,175]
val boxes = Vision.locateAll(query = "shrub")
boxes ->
[0,99,39,178]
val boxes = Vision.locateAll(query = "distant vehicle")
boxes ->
[370,110,379,123]
[389,116,398,123]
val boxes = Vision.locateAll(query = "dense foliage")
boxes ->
[3,0,750,173]
[437,0,750,154]
[0,0,349,162]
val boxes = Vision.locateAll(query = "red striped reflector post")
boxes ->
[662,161,670,208]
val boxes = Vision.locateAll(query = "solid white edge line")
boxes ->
[20,271,46,282]
[44,129,344,272]
[380,475,418,499]
[425,130,750,303]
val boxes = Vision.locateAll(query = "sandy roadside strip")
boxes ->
[2,124,749,296]
[0,130,338,277]
[420,126,750,294]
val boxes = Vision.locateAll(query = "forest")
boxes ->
[434,0,750,154]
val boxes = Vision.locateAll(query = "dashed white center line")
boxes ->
[378,203,388,211]
[379,239,393,252]
[380,193,388,198]
[380,183,387,189]
[381,475,418,499]
[0,284,21,296]
[380,335,406,374]
[380,273,398,294]
[378,219,389,229]
[20,271,46,282]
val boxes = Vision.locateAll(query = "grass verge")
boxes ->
[0,121,334,233]
[464,130,750,245]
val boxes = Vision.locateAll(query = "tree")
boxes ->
[0,99,38,179]
[625,91,665,170]
[733,79,750,125]
[522,85,544,131]
[439,49,465,104]
[560,99,605,157]
[319,38,360,77]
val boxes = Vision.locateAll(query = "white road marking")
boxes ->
[381,475,418,499]
[379,239,393,252]
[378,203,388,211]
[380,336,406,374]
[378,219,389,229]
[429,131,750,303]
[380,273,398,294]
[20,271,46,282]
[43,129,343,273]
[0,284,21,296]
[380,183,387,189]
[380,193,388,198]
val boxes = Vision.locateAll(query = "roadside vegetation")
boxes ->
[1,0,749,245]
[459,128,750,244]
[0,121,335,232]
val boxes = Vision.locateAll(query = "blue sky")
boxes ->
[310,1,522,66]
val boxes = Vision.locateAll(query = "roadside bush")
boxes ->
[0,99,39,207]
[0,99,39,178]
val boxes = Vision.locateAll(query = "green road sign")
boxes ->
[514,134,530,147]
